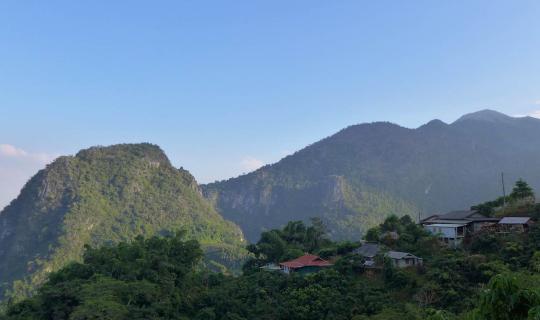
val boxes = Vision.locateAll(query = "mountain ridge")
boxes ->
[203,110,540,242]
[2,110,540,298]
[454,109,515,123]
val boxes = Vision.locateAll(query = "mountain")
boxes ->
[203,110,540,242]
[0,143,246,299]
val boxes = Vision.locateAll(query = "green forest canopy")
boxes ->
[4,204,540,320]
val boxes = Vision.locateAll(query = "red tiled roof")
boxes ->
[279,254,333,269]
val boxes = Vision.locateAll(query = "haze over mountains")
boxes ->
[204,110,540,241]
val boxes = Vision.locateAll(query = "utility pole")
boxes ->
[501,172,506,210]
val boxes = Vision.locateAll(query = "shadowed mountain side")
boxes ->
[204,110,540,242]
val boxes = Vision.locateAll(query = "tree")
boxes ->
[1,233,203,320]
[510,179,535,202]
[364,227,380,242]
[381,215,401,233]
[282,221,307,245]
[246,218,332,265]
[305,217,331,252]
[470,273,540,320]
[471,196,508,217]
[414,282,440,307]
[252,230,288,262]
[530,252,540,273]
[470,203,495,217]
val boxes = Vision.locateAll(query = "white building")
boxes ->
[421,210,499,248]
[424,223,466,248]
[385,251,423,268]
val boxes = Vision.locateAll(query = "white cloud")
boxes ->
[0,144,56,210]
[240,156,265,172]
[534,100,540,105]
[0,144,55,163]
[513,110,540,119]
[529,110,540,119]
[0,144,28,157]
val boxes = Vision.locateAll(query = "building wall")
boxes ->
[296,266,324,275]
[472,221,495,232]
[425,225,457,238]
[392,258,422,268]
[396,259,407,268]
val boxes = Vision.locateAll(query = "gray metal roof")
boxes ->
[467,216,501,222]
[426,219,472,225]
[499,217,531,225]
[385,251,421,260]
[438,210,477,220]
[425,223,467,228]
[354,243,380,258]
[423,210,494,223]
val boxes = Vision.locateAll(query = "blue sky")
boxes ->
[1,1,540,209]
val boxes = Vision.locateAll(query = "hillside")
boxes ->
[204,110,540,241]
[4,215,540,319]
[0,143,246,299]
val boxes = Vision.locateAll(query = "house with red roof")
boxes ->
[279,254,333,274]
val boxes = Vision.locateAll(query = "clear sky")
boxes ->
[1,1,540,209]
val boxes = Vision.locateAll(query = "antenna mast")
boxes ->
[501,172,506,210]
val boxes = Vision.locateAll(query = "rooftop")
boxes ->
[425,223,468,228]
[438,210,478,220]
[279,254,333,269]
[425,219,472,225]
[260,263,281,271]
[499,217,531,225]
[422,210,497,223]
[386,251,421,260]
[353,243,381,258]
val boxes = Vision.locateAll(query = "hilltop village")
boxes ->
[262,207,534,276]
[2,179,540,320]
[259,179,537,277]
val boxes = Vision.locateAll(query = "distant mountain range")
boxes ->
[0,144,246,299]
[2,109,540,299]
[203,110,540,241]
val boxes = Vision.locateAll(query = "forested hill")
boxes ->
[0,143,246,299]
[203,110,540,241]
[4,213,540,319]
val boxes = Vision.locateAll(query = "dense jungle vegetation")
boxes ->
[3,199,540,319]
